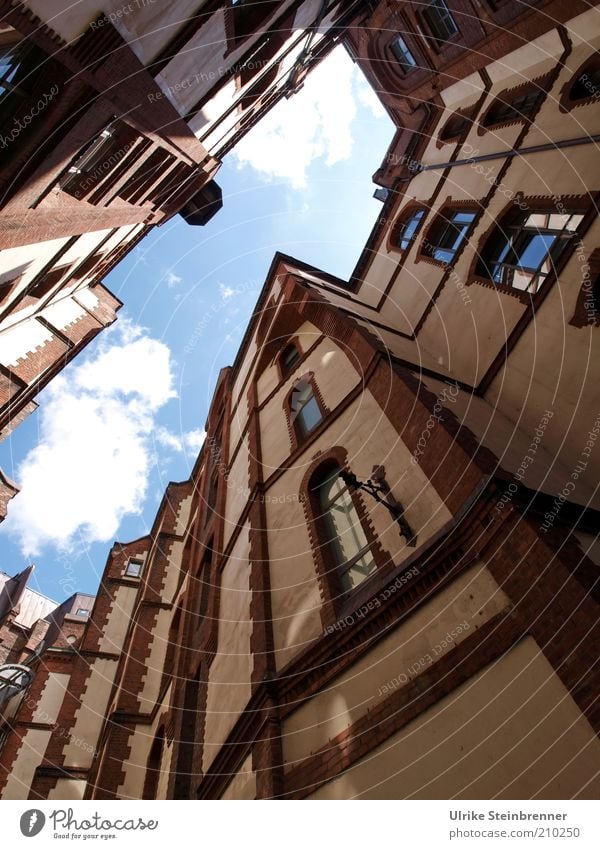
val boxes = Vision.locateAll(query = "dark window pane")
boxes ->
[423,0,458,43]
[440,113,470,140]
[390,36,417,72]
[428,210,475,263]
[485,90,541,126]
[281,344,300,375]
[570,66,600,101]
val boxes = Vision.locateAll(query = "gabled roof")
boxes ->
[0,567,57,629]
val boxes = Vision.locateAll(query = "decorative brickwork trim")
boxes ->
[569,248,600,328]
[477,73,551,135]
[559,54,600,113]
[435,99,482,148]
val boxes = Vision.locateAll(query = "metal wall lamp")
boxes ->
[340,465,417,547]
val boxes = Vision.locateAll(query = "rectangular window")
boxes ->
[390,36,418,73]
[423,0,459,44]
[125,558,143,577]
[61,122,139,201]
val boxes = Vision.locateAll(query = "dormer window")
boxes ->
[125,558,143,578]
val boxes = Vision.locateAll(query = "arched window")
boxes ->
[164,604,182,675]
[476,207,584,294]
[568,58,600,104]
[392,207,426,251]
[203,471,219,525]
[312,463,377,593]
[142,727,164,799]
[421,207,477,264]
[482,86,543,129]
[439,107,476,143]
[279,341,301,377]
[289,375,323,439]
[197,542,213,620]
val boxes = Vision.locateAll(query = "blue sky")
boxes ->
[0,48,394,601]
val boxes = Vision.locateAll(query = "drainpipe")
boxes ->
[415,134,600,172]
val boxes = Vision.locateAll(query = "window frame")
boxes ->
[315,465,378,594]
[419,205,478,266]
[390,205,427,253]
[471,196,591,301]
[437,102,480,146]
[125,558,143,578]
[479,78,547,133]
[389,34,419,74]
[291,380,322,438]
[421,0,459,48]
[203,470,219,525]
[300,450,392,623]
[278,339,302,380]
[284,372,328,449]
[559,56,600,112]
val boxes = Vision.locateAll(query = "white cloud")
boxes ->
[231,46,360,188]
[184,428,207,451]
[2,324,177,556]
[219,283,236,300]
[356,74,386,119]
[155,426,206,453]
[166,271,183,288]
